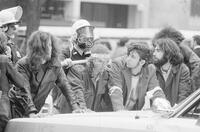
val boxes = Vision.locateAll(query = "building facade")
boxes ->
[40,0,149,28]
[39,0,200,30]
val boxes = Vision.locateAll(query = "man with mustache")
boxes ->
[153,38,192,106]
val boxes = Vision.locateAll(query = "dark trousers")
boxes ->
[0,94,11,132]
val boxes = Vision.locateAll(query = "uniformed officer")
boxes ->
[0,6,23,64]
[53,19,95,113]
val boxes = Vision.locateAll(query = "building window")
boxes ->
[191,0,200,17]
[81,2,128,28]
[41,0,64,19]
[40,0,72,26]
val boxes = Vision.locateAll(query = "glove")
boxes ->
[61,58,73,68]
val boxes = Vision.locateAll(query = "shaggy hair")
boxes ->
[127,42,152,64]
[153,26,185,46]
[0,31,7,54]
[193,35,200,46]
[117,37,129,47]
[154,38,183,66]
[26,31,60,69]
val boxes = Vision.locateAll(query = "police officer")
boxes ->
[0,6,23,64]
[61,19,95,67]
[53,19,95,113]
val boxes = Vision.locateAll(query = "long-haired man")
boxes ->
[153,38,192,106]
[10,31,82,117]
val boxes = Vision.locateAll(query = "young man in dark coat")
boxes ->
[153,27,200,92]
[153,38,192,106]
[10,31,82,117]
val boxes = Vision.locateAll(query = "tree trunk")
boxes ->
[18,0,42,55]
[25,0,41,40]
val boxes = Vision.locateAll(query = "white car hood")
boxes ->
[5,111,200,132]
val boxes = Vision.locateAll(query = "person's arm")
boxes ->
[178,64,192,103]
[107,61,124,111]
[56,67,80,111]
[8,58,37,115]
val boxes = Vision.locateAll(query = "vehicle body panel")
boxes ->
[5,111,200,132]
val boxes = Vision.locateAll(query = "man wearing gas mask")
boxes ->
[0,6,23,64]
[61,19,94,65]
[52,19,95,113]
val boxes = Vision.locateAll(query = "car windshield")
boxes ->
[166,88,200,118]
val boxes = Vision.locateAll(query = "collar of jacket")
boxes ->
[156,64,180,75]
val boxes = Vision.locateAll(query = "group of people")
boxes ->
[0,5,200,132]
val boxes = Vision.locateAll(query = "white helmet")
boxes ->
[71,19,92,34]
[0,6,23,27]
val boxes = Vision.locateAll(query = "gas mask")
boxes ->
[76,26,94,50]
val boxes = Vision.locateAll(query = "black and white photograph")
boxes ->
[0,0,200,132]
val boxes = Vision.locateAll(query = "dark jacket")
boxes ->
[55,64,112,113]
[7,41,21,64]
[107,56,165,111]
[53,45,91,113]
[16,57,79,113]
[0,55,33,131]
[156,63,192,106]
[61,46,90,61]
[180,44,200,92]
[67,64,112,112]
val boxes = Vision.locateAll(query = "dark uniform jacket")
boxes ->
[61,46,90,61]
[53,45,91,113]
[7,41,21,64]
[16,57,79,113]
[0,55,33,131]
